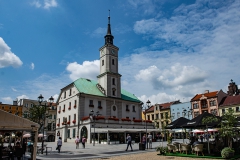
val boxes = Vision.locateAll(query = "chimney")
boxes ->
[13,100,17,105]
[204,90,209,94]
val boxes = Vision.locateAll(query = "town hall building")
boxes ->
[55,15,156,144]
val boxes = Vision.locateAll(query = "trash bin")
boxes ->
[139,143,145,150]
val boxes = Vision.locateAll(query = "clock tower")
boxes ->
[97,13,121,98]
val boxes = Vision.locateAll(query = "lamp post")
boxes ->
[38,94,54,154]
[89,110,100,146]
[182,108,193,119]
[143,100,151,149]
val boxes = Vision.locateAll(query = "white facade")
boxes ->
[56,15,154,143]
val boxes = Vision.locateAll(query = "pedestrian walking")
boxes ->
[142,134,146,148]
[148,133,152,149]
[75,136,80,149]
[57,137,62,153]
[82,136,86,148]
[125,134,133,151]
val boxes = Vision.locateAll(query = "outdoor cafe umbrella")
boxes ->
[165,117,190,143]
[23,133,31,138]
[181,112,221,154]
[165,117,190,129]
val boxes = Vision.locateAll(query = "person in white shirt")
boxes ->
[57,137,62,153]
[148,133,153,149]
[125,134,133,151]
[75,136,80,149]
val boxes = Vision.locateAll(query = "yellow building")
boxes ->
[0,101,23,116]
[218,95,240,117]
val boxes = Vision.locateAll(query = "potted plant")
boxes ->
[221,147,235,159]
[156,146,167,155]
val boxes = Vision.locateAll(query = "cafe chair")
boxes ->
[192,144,204,156]
[181,143,191,154]
[173,142,181,152]
[167,144,176,153]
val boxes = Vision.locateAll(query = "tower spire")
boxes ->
[105,10,114,45]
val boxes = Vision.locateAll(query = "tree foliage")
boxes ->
[27,104,47,131]
[220,109,237,148]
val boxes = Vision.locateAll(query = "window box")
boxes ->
[67,121,70,125]
[68,107,71,110]
[133,119,142,122]
[143,120,152,123]
[74,105,76,108]
[57,124,60,127]
[62,110,65,112]
[121,118,131,122]
[89,105,94,107]
[82,116,90,121]
[98,106,103,109]
[62,122,65,125]
[96,116,105,120]
[108,117,119,121]
[72,120,76,124]
[126,109,130,111]
[58,111,61,113]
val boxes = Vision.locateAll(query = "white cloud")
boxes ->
[17,95,29,101]
[66,60,100,81]
[30,63,35,70]
[91,27,106,38]
[31,0,58,9]
[1,97,12,104]
[11,87,17,92]
[0,37,23,68]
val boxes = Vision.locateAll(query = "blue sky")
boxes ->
[0,0,240,105]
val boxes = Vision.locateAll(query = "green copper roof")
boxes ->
[73,78,141,103]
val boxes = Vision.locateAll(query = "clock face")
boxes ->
[111,49,115,54]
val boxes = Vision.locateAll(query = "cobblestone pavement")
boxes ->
[89,152,208,160]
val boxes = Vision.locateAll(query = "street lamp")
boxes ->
[89,110,100,146]
[142,100,151,149]
[38,94,54,154]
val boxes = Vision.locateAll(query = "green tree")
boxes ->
[220,109,237,148]
[27,104,47,132]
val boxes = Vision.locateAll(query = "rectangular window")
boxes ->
[67,129,70,138]
[54,115,56,119]
[89,100,93,105]
[126,105,129,111]
[52,122,56,130]
[98,101,101,108]
[193,103,199,109]
[112,78,115,85]
[194,111,199,117]
[102,60,104,66]
[48,114,52,119]
[74,114,76,120]
[156,114,159,119]
[69,88,72,96]
[222,109,225,114]
[73,128,76,138]
[112,59,114,65]
[236,107,239,112]
[132,106,135,112]
[165,112,168,119]
[64,91,66,98]
[172,113,175,119]
[160,113,163,119]
[147,115,150,120]
[151,114,154,120]
[74,100,77,106]
[155,106,158,110]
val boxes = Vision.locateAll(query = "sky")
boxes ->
[0,0,240,106]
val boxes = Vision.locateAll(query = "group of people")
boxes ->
[75,136,87,149]
[125,133,153,151]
